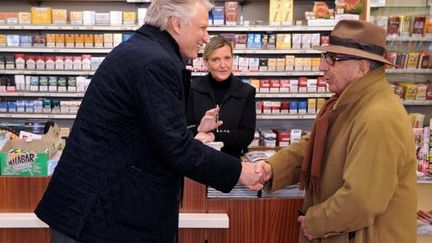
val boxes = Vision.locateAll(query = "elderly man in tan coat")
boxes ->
[257,20,417,243]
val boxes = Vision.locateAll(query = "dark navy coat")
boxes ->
[35,25,241,243]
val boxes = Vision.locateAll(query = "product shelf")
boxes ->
[0,47,112,54]
[256,114,316,120]
[385,69,432,74]
[0,24,135,31]
[0,113,76,119]
[0,92,85,98]
[256,92,332,98]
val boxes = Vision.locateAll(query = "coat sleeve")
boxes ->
[186,83,198,136]
[132,58,241,193]
[265,135,309,192]
[305,114,412,238]
[215,87,256,148]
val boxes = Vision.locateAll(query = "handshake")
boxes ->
[239,161,273,191]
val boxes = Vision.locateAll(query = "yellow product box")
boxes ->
[303,57,312,71]
[276,58,285,71]
[406,52,420,69]
[276,34,285,49]
[400,83,417,100]
[123,11,136,25]
[94,34,104,48]
[267,58,277,71]
[308,98,316,114]
[46,34,56,47]
[416,83,427,101]
[311,57,321,70]
[84,34,94,47]
[316,98,326,112]
[74,34,84,48]
[52,9,67,25]
[269,0,293,25]
[65,34,75,48]
[275,34,291,49]
[18,12,32,24]
[55,34,65,47]
[103,33,113,48]
[249,79,260,89]
[294,57,304,71]
[0,35,7,46]
[70,11,83,25]
[269,0,282,25]
[285,55,295,71]
[31,7,52,25]
[280,0,293,25]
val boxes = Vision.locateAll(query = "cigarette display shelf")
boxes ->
[402,100,432,106]
[1,70,94,76]
[0,24,333,33]
[0,47,322,55]
[193,71,324,77]
[0,24,135,31]
[385,69,432,74]
[256,92,333,98]
[256,114,317,120]
[0,92,85,98]
[386,36,432,42]
[0,113,76,119]
[1,69,324,77]
[0,47,113,54]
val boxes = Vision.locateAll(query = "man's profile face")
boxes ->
[177,2,210,59]
[319,52,359,95]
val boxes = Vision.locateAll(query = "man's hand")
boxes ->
[254,160,273,184]
[197,107,223,133]
[298,216,315,241]
[239,162,263,190]
[194,132,215,143]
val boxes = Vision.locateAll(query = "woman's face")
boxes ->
[204,44,233,81]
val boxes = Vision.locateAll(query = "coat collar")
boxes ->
[136,24,184,64]
[194,74,247,99]
[333,67,388,111]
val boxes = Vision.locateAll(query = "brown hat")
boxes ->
[314,20,392,65]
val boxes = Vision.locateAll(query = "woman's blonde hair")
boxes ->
[203,36,234,60]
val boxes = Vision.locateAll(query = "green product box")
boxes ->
[0,125,62,176]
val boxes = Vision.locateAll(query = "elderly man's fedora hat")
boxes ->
[314,20,392,65]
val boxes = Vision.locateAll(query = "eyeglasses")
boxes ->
[321,53,362,66]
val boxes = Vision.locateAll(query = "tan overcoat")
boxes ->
[266,67,418,243]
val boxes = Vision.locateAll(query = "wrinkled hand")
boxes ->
[298,216,315,241]
[197,107,223,133]
[254,160,273,184]
[239,162,263,190]
[194,132,215,143]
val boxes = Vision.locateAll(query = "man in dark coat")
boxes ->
[35,1,263,242]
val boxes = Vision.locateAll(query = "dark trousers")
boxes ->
[51,229,83,243]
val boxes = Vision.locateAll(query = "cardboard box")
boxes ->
[0,125,62,176]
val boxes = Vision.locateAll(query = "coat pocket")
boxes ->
[110,165,180,235]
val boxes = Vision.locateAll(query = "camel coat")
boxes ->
[266,67,418,243]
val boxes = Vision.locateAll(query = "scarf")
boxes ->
[299,95,339,197]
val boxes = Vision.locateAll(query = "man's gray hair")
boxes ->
[145,0,214,31]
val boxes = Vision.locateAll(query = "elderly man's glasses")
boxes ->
[321,53,362,66]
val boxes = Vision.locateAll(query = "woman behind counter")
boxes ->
[188,36,256,158]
